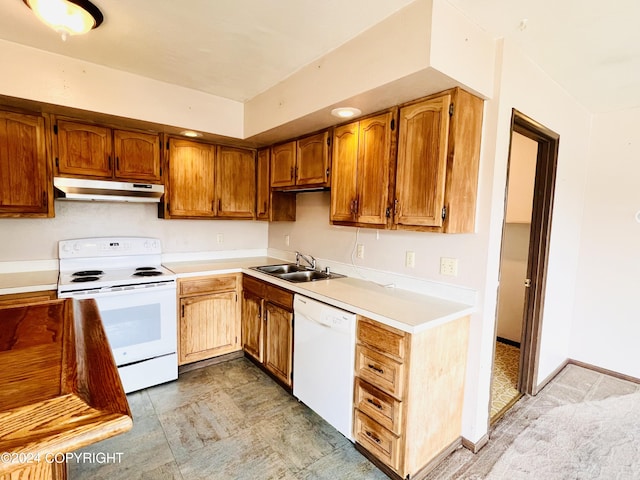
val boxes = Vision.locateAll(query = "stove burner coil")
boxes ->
[133,271,163,277]
[72,270,105,277]
[135,267,157,271]
[71,276,100,283]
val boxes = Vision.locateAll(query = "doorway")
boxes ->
[490,110,560,423]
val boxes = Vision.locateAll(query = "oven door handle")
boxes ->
[59,282,176,298]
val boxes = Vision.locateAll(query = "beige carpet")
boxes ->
[491,341,520,419]
[487,389,640,479]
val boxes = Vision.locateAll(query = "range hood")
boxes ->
[54,177,164,203]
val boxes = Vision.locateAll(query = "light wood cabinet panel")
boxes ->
[393,88,483,233]
[241,275,294,389]
[395,95,451,228]
[56,120,112,178]
[241,291,263,363]
[356,113,394,225]
[330,112,395,227]
[166,139,216,218]
[330,122,359,222]
[264,301,293,388]
[0,290,57,307]
[178,274,241,366]
[215,145,256,219]
[296,131,330,186]
[113,130,161,182]
[271,141,296,188]
[0,111,52,217]
[353,314,470,479]
[256,148,270,220]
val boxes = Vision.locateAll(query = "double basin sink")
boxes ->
[252,264,345,283]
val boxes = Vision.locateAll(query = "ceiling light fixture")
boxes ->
[23,0,103,41]
[180,130,203,138]
[331,107,362,119]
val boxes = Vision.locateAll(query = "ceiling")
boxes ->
[0,0,638,114]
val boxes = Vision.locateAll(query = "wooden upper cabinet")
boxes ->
[395,95,451,228]
[271,141,296,188]
[296,131,330,186]
[270,130,331,190]
[330,122,359,222]
[256,148,270,220]
[0,111,52,217]
[215,145,256,219]
[393,88,483,233]
[330,111,395,227]
[113,130,161,182]
[56,120,112,178]
[56,120,161,183]
[166,138,216,218]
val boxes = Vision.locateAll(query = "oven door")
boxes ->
[63,283,177,367]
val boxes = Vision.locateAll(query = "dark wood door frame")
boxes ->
[504,109,560,396]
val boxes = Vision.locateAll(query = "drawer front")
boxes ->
[180,275,237,296]
[358,317,406,359]
[266,284,293,311]
[243,275,267,297]
[356,345,404,399]
[355,378,403,435]
[354,410,401,471]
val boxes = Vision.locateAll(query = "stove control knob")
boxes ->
[61,243,70,253]
[73,243,80,252]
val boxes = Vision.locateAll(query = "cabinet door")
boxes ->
[330,122,359,222]
[0,112,50,216]
[296,131,329,187]
[242,291,264,362]
[256,148,270,220]
[215,146,256,219]
[395,95,451,227]
[356,112,393,226]
[264,302,293,387]
[270,141,296,188]
[56,120,112,178]
[167,139,216,218]
[113,130,161,183]
[179,291,239,365]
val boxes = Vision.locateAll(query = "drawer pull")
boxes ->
[368,364,384,374]
[367,398,383,410]
[365,430,381,444]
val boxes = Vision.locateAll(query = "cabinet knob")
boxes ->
[367,363,384,374]
[366,398,383,410]
[365,430,381,444]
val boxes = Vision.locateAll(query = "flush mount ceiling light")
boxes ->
[180,130,203,138]
[331,107,362,119]
[23,0,103,41]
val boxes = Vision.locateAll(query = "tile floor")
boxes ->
[69,358,387,480]
[490,341,521,420]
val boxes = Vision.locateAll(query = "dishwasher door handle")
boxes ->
[299,313,331,329]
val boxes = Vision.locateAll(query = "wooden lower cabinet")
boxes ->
[354,315,470,479]
[178,274,241,365]
[0,290,57,307]
[241,275,294,389]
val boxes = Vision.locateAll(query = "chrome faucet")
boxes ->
[296,251,316,270]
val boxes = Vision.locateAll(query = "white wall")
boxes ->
[0,201,268,261]
[0,39,244,138]
[570,106,640,378]
[487,40,591,392]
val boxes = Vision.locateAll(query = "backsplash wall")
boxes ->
[0,201,268,261]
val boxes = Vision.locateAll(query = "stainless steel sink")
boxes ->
[252,264,345,283]
[254,264,306,274]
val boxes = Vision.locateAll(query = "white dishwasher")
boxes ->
[293,294,356,440]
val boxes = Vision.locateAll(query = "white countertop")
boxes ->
[164,257,474,334]
[0,270,59,296]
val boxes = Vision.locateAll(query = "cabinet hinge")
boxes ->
[55,157,59,167]
[326,137,331,147]
[442,206,447,220]
[390,118,395,131]
[53,124,58,135]
[385,206,391,218]
[449,103,454,117]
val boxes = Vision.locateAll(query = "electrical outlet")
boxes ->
[284,234,290,246]
[405,251,415,268]
[356,244,365,259]
[216,233,224,244]
[440,257,458,276]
